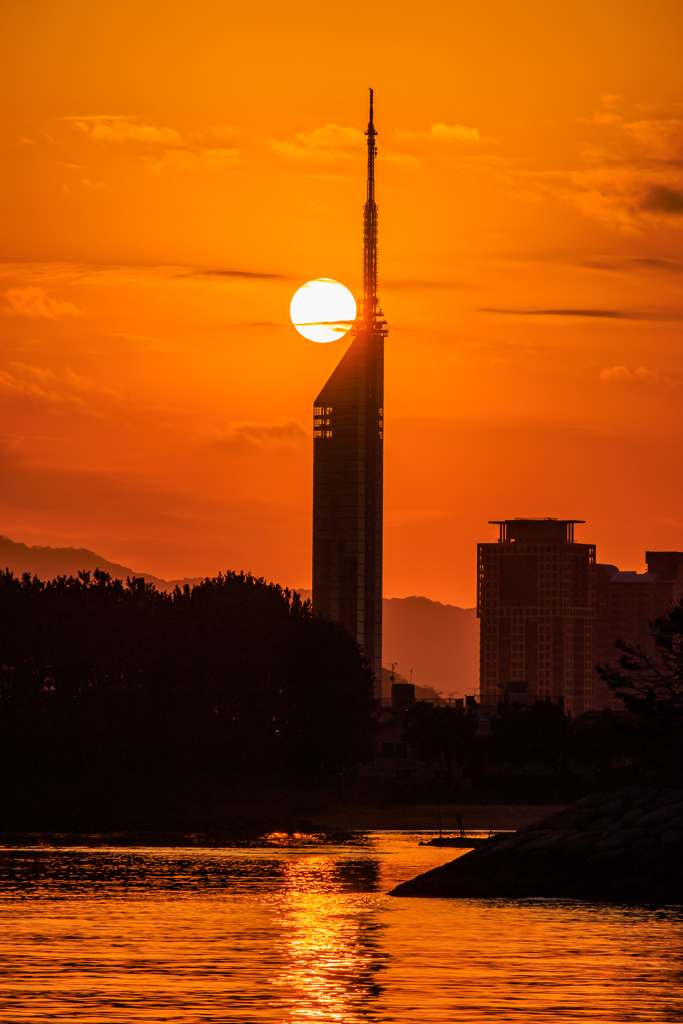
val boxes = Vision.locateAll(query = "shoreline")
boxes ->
[308,803,566,833]
[0,804,564,847]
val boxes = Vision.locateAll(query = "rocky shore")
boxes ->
[390,785,683,903]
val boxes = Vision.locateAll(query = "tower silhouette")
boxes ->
[312,90,387,697]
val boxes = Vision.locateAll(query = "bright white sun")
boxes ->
[290,278,356,343]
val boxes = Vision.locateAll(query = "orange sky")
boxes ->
[1,0,683,607]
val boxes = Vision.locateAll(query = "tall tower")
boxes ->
[312,90,387,697]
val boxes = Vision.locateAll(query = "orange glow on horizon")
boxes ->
[2,0,683,606]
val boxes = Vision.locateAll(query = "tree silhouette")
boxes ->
[402,703,479,785]
[597,600,683,714]
[487,700,570,777]
[0,568,374,827]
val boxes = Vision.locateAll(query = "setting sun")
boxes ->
[290,278,356,343]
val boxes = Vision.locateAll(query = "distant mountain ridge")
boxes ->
[295,591,478,697]
[0,536,204,592]
[1,536,479,697]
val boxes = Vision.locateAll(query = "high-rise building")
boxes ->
[477,518,596,716]
[593,551,683,710]
[312,91,387,696]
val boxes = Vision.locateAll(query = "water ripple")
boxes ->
[0,832,680,1022]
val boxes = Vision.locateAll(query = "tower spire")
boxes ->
[363,87,379,328]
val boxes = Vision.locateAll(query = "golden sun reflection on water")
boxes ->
[269,855,387,1023]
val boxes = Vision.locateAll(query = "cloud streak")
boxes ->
[505,99,683,231]
[480,307,646,320]
[1,287,81,318]
[642,186,683,214]
[73,117,184,147]
[395,123,484,145]
[268,124,364,162]
[0,363,117,409]
[209,418,307,450]
[599,365,679,387]
[0,262,293,291]
[185,267,294,281]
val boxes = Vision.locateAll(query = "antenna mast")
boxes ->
[363,88,380,329]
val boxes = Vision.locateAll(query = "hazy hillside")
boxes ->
[383,596,478,698]
[0,536,203,592]
[380,667,444,703]
[296,590,479,698]
[1,536,480,697]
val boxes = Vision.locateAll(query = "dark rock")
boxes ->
[631,835,660,859]
[579,793,608,808]
[528,848,552,869]
[599,797,629,817]
[619,784,658,804]
[555,832,596,856]
[391,786,683,904]
[483,833,534,855]
[633,788,662,808]
[618,807,645,827]
[653,790,683,809]
[638,801,683,826]
[593,827,646,852]
[568,809,599,829]
[590,816,617,831]
[582,848,628,871]
[514,830,557,853]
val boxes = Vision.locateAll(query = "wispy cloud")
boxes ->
[208,418,307,449]
[140,147,243,174]
[642,186,683,214]
[1,287,81,318]
[0,368,83,407]
[631,257,683,271]
[566,101,683,230]
[480,307,645,319]
[208,124,241,140]
[498,98,683,232]
[599,365,679,387]
[0,262,292,290]
[63,116,244,174]
[9,362,115,395]
[395,122,484,145]
[0,363,118,408]
[72,116,184,147]
[185,267,293,281]
[268,124,364,161]
[430,122,481,143]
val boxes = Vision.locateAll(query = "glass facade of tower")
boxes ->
[312,329,383,694]
[478,519,596,716]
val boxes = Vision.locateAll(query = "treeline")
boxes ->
[401,596,683,798]
[403,698,683,793]
[0,569,374,828]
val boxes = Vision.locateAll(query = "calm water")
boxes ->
[0,831,681,1023]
